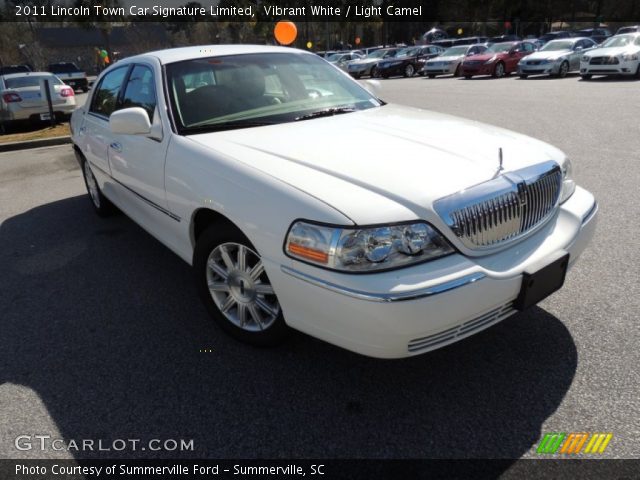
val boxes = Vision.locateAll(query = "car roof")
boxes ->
[1,71,55,79]
[132,44,310,65]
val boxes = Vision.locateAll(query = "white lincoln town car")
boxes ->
[70,45,597,358]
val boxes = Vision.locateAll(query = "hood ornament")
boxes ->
[492,147,504,178]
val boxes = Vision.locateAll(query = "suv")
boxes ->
[48,62,88,92]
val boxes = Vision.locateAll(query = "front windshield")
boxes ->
[487,42,514,53]
[396,47,419,57]
[602,34,640,47]
[368,49,390,59]
[541,40,574,51]
[326,53,344,62]
[166,52,381,133]
[442,46,469,56]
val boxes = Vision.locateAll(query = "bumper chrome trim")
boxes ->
[281,266,486,303]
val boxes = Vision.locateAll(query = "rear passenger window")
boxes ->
[90,67,128,118]
[121,65,157,121]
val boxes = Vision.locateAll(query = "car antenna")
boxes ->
[493,147,504,178]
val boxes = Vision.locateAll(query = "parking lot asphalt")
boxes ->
[0,74,638,461]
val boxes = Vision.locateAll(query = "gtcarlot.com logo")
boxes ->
[15,435,194,452]
[536,432,613,455]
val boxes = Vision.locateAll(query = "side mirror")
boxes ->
[109,107,151,135]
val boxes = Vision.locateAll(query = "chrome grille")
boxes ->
[434,161,562,250]
[590,56,619,65]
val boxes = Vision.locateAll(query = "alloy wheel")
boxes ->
[83,162,101,208]
[206,242,280,332]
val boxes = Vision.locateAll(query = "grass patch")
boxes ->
[0,123,70,144]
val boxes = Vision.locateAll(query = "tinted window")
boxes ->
[523,43,535,52]
[90,67,128,117]
[121,65,157,121]
[5,75,62,88]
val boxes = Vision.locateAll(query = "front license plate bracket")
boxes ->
[515,250,570,311]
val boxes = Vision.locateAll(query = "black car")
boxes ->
[48,62,89,92]
[575,28,612,44]
[376,45,444,78]
[538,31,575,44]
[0,64,31,75]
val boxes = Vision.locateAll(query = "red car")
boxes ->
[460,41,538,78]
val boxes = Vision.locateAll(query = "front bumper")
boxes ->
[518,63,558,76]
[423,63,458,75]
[461,62,495,76]
[270,186,597,358]
[580,59,639,75]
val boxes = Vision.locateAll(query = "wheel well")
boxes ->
[191,208,237,244]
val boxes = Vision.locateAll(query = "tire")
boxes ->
[464,75,472,79]
[454,65,461,77]
[193,224,288,347]
[519,74,528,79]
[428,74,436,78]
[404,64,415,77]
[81,158,116,217]
[492,62,505,78]
[581,74,592,80]
[381,73,389,79]
[558,61,569,78]
[635,64,640,78]
[371,66,380,78]
[82,87,89,93]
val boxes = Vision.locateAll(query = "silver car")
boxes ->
[326,52,365,72]
[518,38,597,78]
[0,72,76,127]
[347,48,400,78]
[422,44,488,77]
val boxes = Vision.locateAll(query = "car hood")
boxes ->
[524,50,571,61]
[585,46,638,56]
[187,105,564,224]
[464,52,506,62]
[349,58,379,66]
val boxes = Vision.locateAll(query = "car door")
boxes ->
[108,63,171,213]
[79,66,129,177]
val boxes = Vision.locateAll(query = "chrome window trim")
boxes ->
[281,265,485,302]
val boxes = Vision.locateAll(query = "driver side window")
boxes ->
[90,67,128,118]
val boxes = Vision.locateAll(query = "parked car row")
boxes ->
[341,33,640,80]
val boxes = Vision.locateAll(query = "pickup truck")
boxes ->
[48,62,89,92]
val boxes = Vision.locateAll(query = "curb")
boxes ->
[0,136,71,153]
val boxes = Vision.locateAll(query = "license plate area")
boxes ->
[515,251,569,311]
[39,113,51,121]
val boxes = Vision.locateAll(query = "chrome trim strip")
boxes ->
[281,266,486,303]
[89,160,181,222]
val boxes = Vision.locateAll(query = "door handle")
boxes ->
[109,142,122,153]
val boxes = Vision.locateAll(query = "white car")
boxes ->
[580,33,640,79]
[422,44,488,77]
[0,72,76,127]
[518,37,598,78]
[71,45,597,358]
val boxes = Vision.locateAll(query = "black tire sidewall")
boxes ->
[193,225,288,347]
[82,159,114,217]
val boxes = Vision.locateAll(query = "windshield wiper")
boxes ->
[295,107,356,121]
[183,120,275,134]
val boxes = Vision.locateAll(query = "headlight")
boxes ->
[285,221,454,272]
[622,53,638,61]
[484,55,497,64]
[559,158,576,204]
[581,55,590,62]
